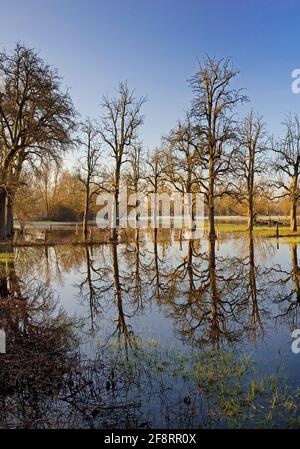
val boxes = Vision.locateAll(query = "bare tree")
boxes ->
[0,44,76,240]
[76,119,102,240]
[144,149,166,230]
[37,159,61,218]
[125,143,144,195]
[99,82,146,240]
[162,115,203,226]
[232,111,267,231]
[123,144,146,231]
[163,114,202,195]
[145,149,164,195]
[190,56,248,241]
[272,115,300,231]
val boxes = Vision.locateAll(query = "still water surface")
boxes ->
[0,230,300,428]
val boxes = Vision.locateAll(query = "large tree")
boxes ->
[0,44,76,240]
[190,56,247,241]
[163,114,202,195]
[36,159,61,218]
[99,82,146,240]
[126,143,144,195]
[272,115,300,231]
[232,111,267,231]
[162,114,203,227]
[76,119,102,240]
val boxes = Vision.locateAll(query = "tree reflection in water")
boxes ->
[161,232,295,348]
[1,233,300,428]
[273,243,300,329]
[0,249,77,427]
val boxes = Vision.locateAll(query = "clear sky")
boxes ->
[1,0,300,150]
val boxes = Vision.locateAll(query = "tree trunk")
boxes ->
[111,189,119,240]
[208,158,216,241]
[290,197,297,232]
[82,210,88,240]
[0,190,7,241]
[82,188,89,240]
[111,165,120,241]
[5,193,14,239]
[247,197,254,232]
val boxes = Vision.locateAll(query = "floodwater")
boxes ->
[0,229,300,428]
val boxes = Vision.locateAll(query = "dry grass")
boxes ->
[214,223,300,239]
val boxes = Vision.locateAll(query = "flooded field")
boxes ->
[0,230,300,428]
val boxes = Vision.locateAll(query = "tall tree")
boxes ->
[272,115,300,231]
[145,149,165,229]
[0,44,76,240]
[145,149,164,195]
[36,159,61,218]
[99,82,146,240]
[232,111,267,231]
[163,114,202,195]
[76,119,101,240]
[190,56,247,241]
[163,115,203,227]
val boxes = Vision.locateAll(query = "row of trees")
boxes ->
[13,159,291,223]
[1,44,299,241]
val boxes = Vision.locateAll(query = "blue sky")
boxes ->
[1,0,300,150]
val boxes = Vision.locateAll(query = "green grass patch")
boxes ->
[213,223,300,238]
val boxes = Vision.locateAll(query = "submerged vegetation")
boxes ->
[1,325,299,428]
